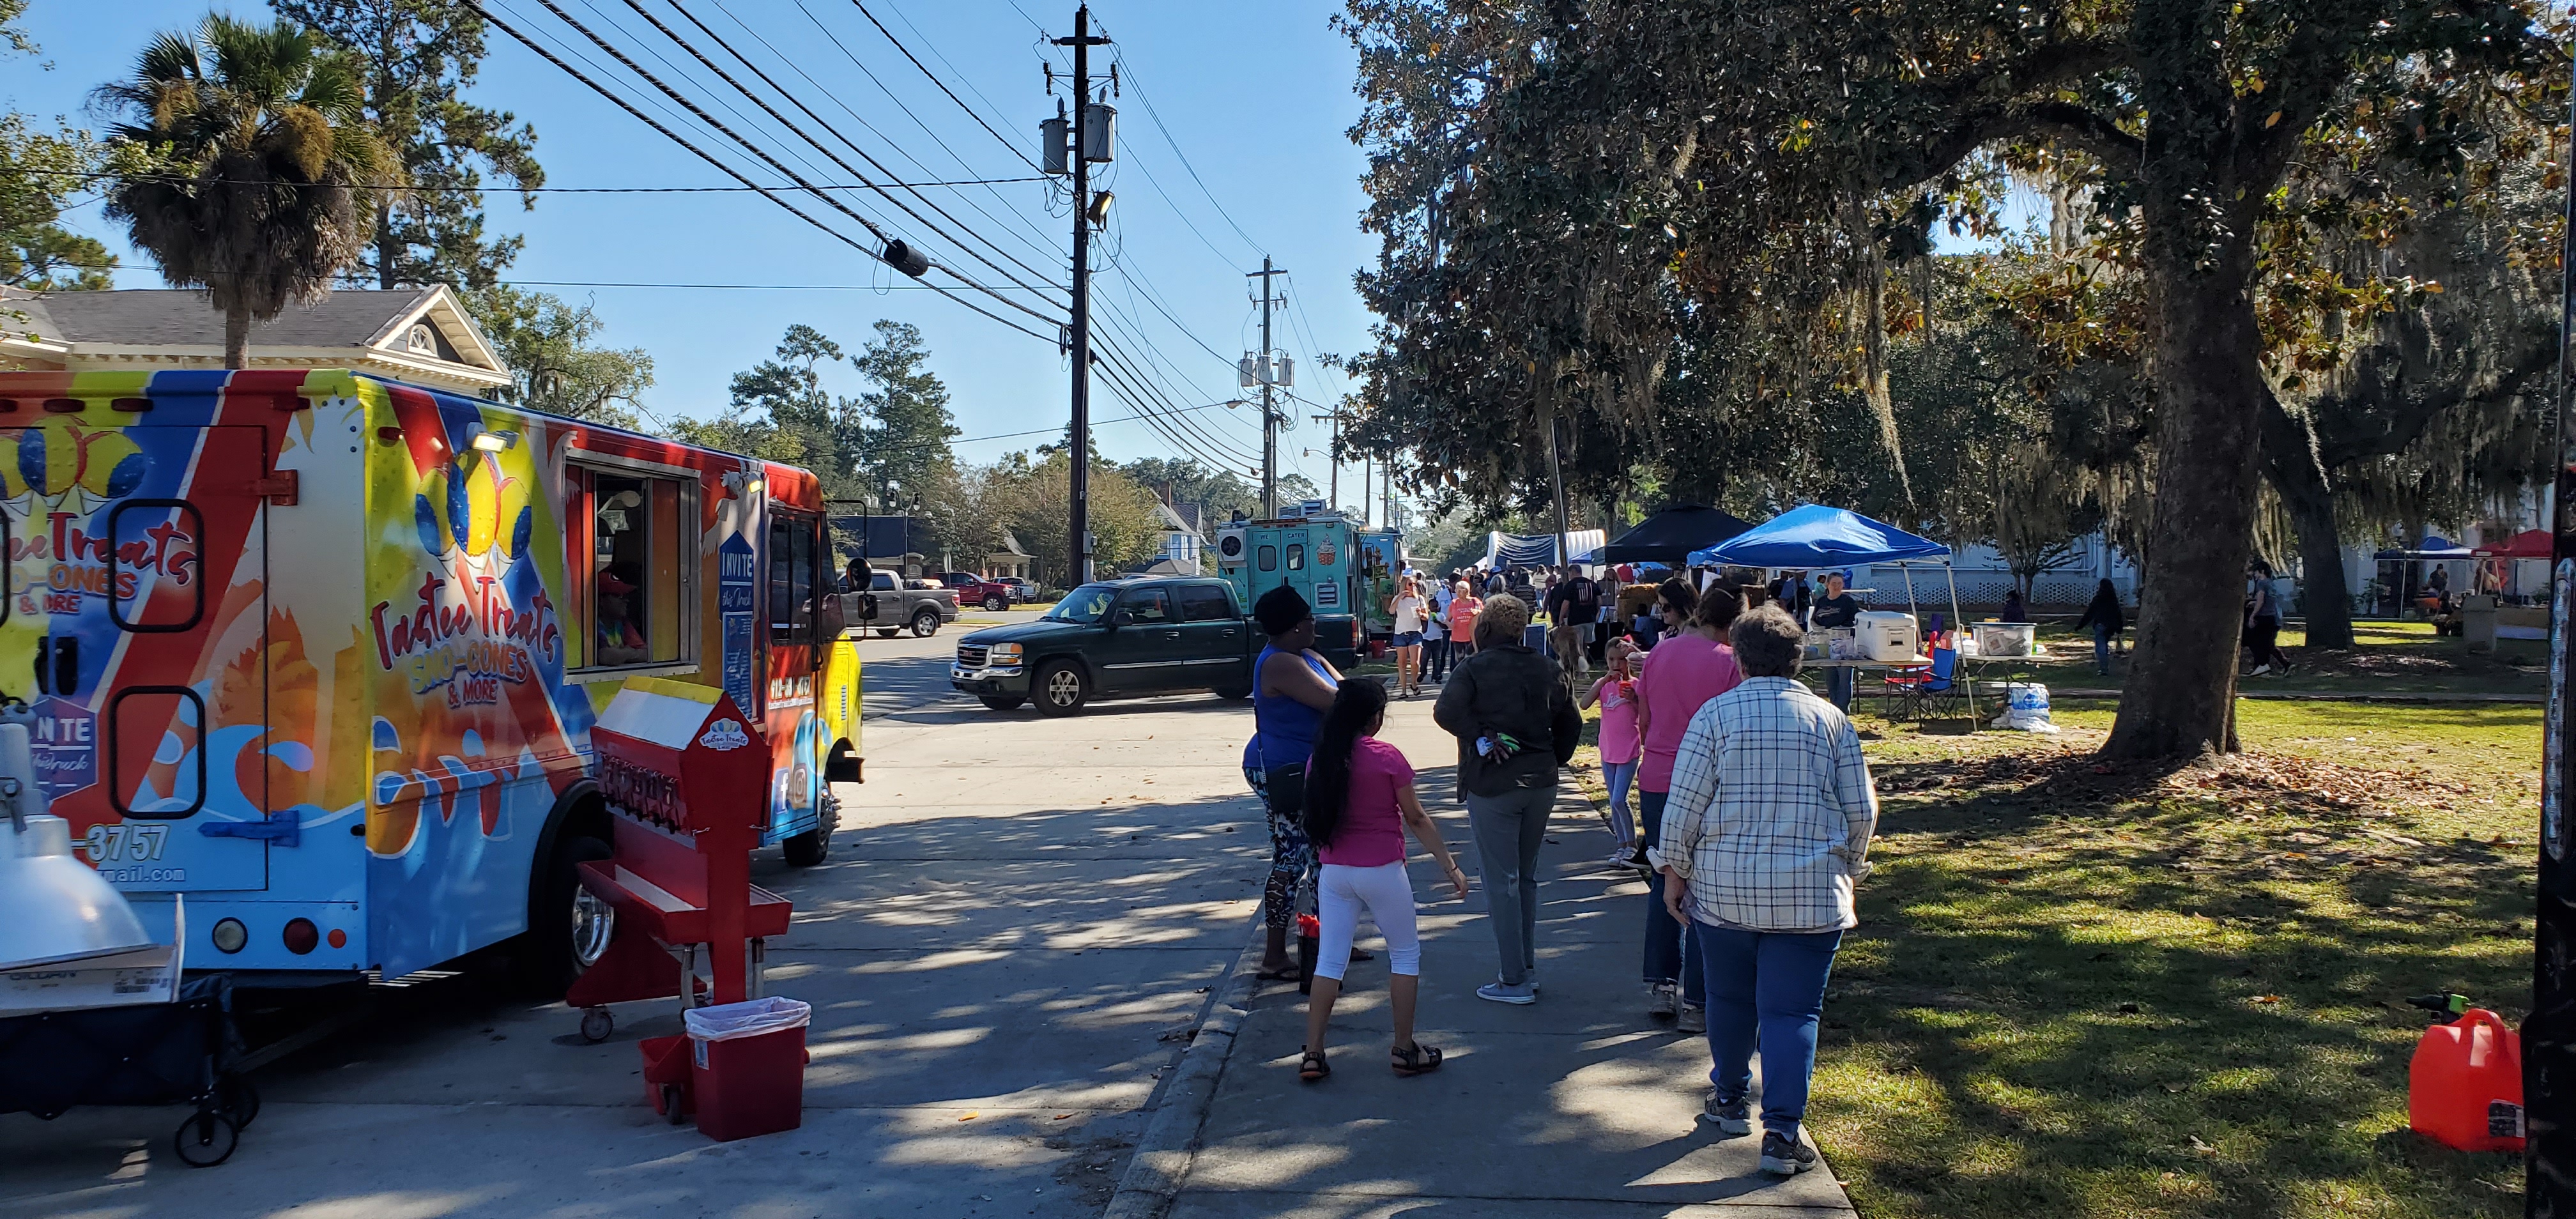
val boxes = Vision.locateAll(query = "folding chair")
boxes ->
[1883,647,1965,721]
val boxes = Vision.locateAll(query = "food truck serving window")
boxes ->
[576,466,693,671]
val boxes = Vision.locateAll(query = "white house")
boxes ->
[1,284,510,395]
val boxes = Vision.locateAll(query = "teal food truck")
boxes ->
[1213,504,1400,666]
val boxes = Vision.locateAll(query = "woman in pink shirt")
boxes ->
[1583,639,1644,866]
[1298,678,1468,1081]
[1630,578,1745,1030]
[1445,583,1483,660]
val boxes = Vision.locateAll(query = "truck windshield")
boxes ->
[1045,585,1121,624]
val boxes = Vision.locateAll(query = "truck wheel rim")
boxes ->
[572,889,615,968]
[1047,671,1082,704]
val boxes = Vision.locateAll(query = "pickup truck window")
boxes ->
[1177,585,1236,622]
[1045,584,1119,624]
[1119,589,1173,624]
[871,571,899,591]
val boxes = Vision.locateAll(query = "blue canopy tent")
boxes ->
[1690,505,1964,637]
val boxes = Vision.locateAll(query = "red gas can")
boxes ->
[2408,1007,2525,1153]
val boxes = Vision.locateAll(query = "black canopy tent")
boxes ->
[1583,505,1756,565]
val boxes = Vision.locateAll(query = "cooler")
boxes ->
[1972,621,2036,657]
[1855,611,1919,661]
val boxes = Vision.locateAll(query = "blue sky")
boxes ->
[8,0,1377,494]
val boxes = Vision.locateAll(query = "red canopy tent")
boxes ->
[2472,529,2552,559]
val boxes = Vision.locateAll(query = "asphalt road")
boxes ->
[0,615,1271,1218]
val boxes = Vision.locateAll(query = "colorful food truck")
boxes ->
[0,368,860,989]
[1213,508,1401,664]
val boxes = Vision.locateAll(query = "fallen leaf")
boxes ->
[2253,995,2282,1004]
[1054,1113,1075,1121]
[960,1111,979,1121]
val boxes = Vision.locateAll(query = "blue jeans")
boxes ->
[1696,924,1844,1135]
[1424,636,1452,681]
[1825,666,1854,712]
[2092,622,2113,675]
[1638,789,1705,1006]
[1602,759,1638,845]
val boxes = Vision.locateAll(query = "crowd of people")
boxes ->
[1243,571,1880,1178]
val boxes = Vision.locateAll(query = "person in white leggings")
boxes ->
[1298,678,1468,1081]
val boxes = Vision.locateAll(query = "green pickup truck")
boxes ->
[951,578,1257,715]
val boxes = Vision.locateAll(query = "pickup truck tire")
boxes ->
[1033,659,1089,716]
[781,792,840,867]
[983,595,1007,612]
[1215,681,1253,700]
[979,694,1028,711]
[876,627,900,638]
[910,608,942,637]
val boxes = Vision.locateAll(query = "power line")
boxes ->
[43,171,1045,192]
[1105,38,1268,258]
[477,3,1061,344]
[603,0,1070,313]
[846,0,1042,173]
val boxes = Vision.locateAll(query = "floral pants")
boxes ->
[1245,765,1315,929]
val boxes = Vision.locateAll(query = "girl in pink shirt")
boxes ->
[1297,678,1468,1082]
[1583,640,1644,864]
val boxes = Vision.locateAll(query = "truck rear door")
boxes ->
[32,424,274,892]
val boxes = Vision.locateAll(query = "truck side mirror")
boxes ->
[1109,608,1135,628]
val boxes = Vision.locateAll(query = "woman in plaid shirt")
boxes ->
[1650,602,1878,1177]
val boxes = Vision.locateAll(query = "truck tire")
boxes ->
[782,792,840,867]
[876,628,900,638]
[911,608,941,637]
[984,595,1007,612]
[522,834,613,997]
[1034,659,1089,716]
[979,694,1028,711]
[1215,681,1252,700]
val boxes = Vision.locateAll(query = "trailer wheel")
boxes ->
[781,792,839,868]
[174,1112,239,1167]
[579,1007,615,1043]
[910,608,942,637]
[661,1084,687,1125]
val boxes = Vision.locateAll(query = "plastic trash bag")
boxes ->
[684,996,811,1042]
[1989,683,2059,733]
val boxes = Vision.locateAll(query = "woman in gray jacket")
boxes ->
[1431,594,1581,1005]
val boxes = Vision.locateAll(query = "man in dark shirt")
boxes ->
[1808,569,1862,711]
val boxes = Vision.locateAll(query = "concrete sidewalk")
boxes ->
[1151,696,1859,1219]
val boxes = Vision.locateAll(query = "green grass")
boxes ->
[2007,619,2543,698]
[1811,698,2538,1218]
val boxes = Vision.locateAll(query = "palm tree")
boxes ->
[96,15,394,368]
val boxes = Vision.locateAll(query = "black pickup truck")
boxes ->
[951,577,1257,715]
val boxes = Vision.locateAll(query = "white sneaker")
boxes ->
[1676,1003,1706,1034]
[1647,983,1677,1019]
[2249,665,2271,676]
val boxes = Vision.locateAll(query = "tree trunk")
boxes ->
[2101,251,2264,760]
[2257,394,2356,650]
[223,307,250,371]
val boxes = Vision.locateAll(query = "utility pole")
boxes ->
[1248,259,1286,517]
[2531,49,2576,1213]
[1545,412,1572,566]
[1054,7,1110,583]
[1314,411,1339,510]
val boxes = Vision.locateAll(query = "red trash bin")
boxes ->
[684,997,811,1142]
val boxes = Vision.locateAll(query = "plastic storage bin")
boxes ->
[1856,611,1919,661]
[685,997,811,1142]
[1972,621,2036,658]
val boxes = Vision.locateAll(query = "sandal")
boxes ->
[1390,1041,1444,1076]
[1300,1048,1330,1082]
[1256,965,1301,982]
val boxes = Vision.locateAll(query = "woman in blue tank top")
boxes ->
[1245,586,1341,979]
